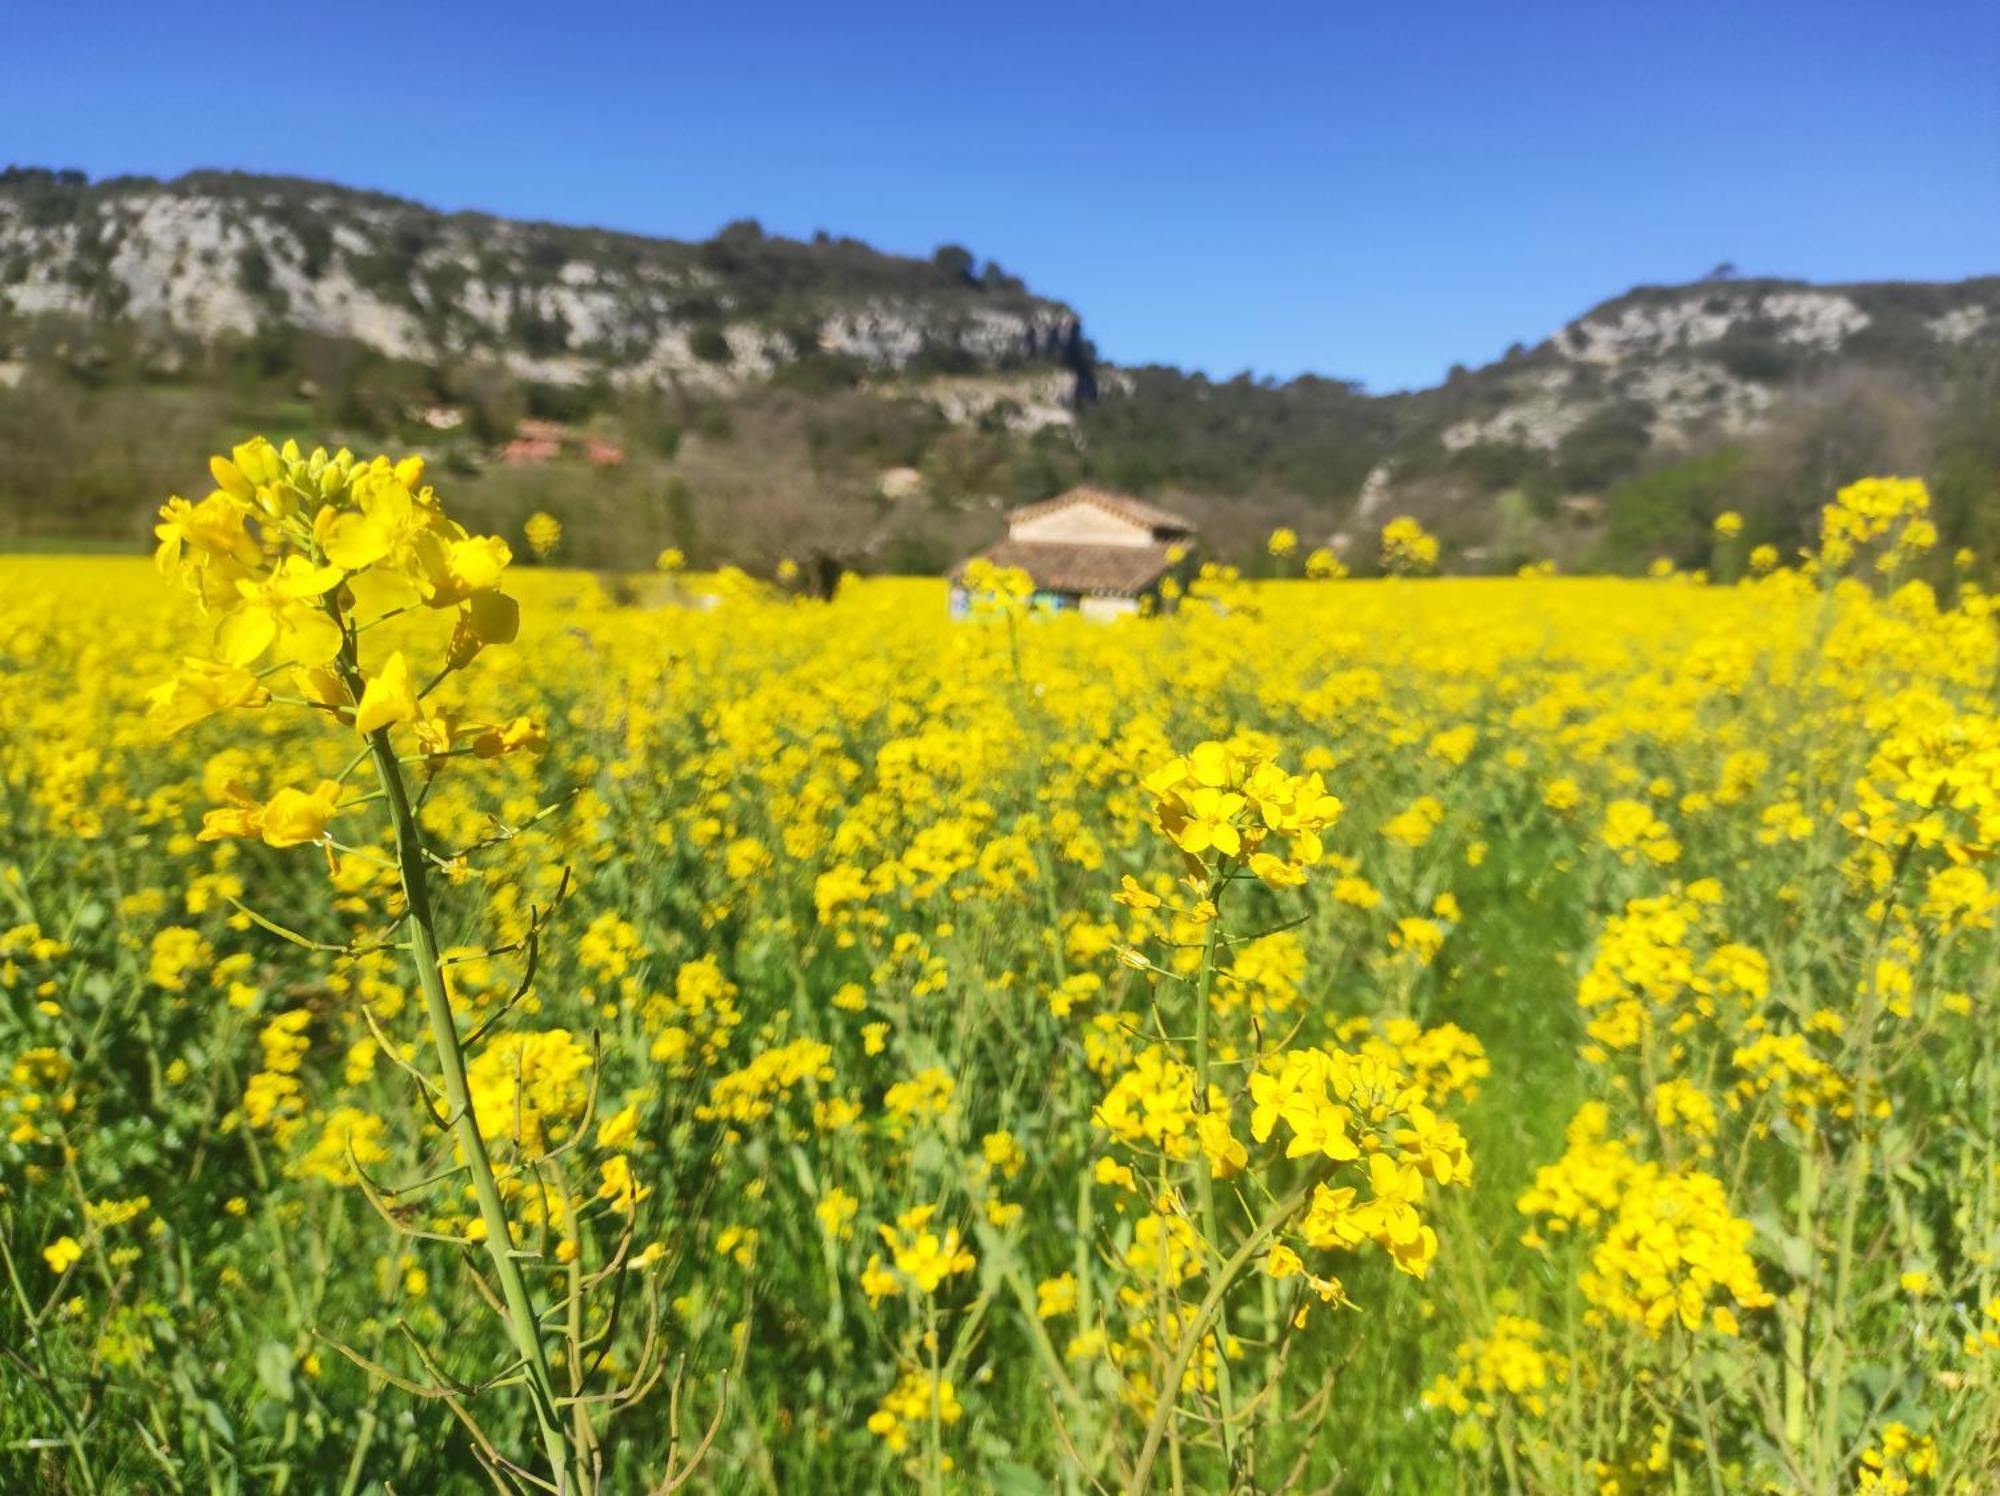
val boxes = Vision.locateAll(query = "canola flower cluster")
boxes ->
[1421,1312,1569,1428]
[149,437,530,748]
[0,456,1997,1490]
[1380,514,1441,573]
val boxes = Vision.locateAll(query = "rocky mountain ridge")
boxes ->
[4,165,1998,572]
[0,167,1086,393]
[1422,277,2000,456]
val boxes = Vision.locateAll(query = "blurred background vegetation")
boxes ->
[4,167,1999,577]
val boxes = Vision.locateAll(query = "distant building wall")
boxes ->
[949,584,1148,622]
[1080,595,1140,621]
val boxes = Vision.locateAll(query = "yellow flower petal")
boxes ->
[353,652,419,737]
[215,607,278,667]
[321,512,393,573]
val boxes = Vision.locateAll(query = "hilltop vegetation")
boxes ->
[3,166,1999,572]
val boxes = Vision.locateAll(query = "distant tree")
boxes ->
[235,245,275,298]
[770,352,866,394]
[1604,446,1748,565]
[688,324,733,364]
[450,361,526,445]
[1448,440,1553,498]
[524,235,568,280]
[1556,403,1655,492]
[1930,364,2000,555]
[1491,488,1539,569]
[507,301,571,359]
[932,245,977,284]
[1705,261,1739,281]
[702,219,767,275]
[1708,331,1795,384]
[980,261,1025,293]
[661,474,698,551]
[1741,370,1935,541]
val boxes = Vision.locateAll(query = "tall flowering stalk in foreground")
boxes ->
[1080,739,1478,1490]
[150,440,588,1488]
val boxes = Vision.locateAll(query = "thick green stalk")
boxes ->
[1130,1172,1321,1493]
[925,1295,945,1496]
[1816,840,1913,1487]
[1188,875,1240,1479]
[1192,881,1222,1117]
[361,722,577,1490]
[1782,1142,1817,1461]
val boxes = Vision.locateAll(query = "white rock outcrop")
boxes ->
[0,184,1081,398]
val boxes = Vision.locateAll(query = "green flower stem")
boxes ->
[1817,837,1914,1487]
[358,716,578,1491]
[1130,1169,1322,1493]
[1188,872,1240,1478]
[925,1294,945,1496]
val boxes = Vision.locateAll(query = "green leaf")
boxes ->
[1750,1211,1815,1281]
[984,1461,1046,1496]
[254,1340,295,1403]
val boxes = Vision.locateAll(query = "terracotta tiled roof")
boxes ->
[953,539,1179,598]
[502,438,561,465]
[1005,486,1195,534]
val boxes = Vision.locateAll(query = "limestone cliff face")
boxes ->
[1428,278,2000,455]
[0,168,1087,394]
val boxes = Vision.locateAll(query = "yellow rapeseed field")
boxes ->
[0,444,1996,1493]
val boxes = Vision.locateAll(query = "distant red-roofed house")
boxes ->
[502,437,562,465]
[499,419,627,468]
[949,486,1197,619]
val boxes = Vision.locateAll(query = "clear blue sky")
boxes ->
[4,0,1995,391]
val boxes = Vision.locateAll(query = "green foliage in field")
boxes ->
[2,454,1997,1492]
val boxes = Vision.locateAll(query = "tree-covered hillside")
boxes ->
[4,167,1998,574]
